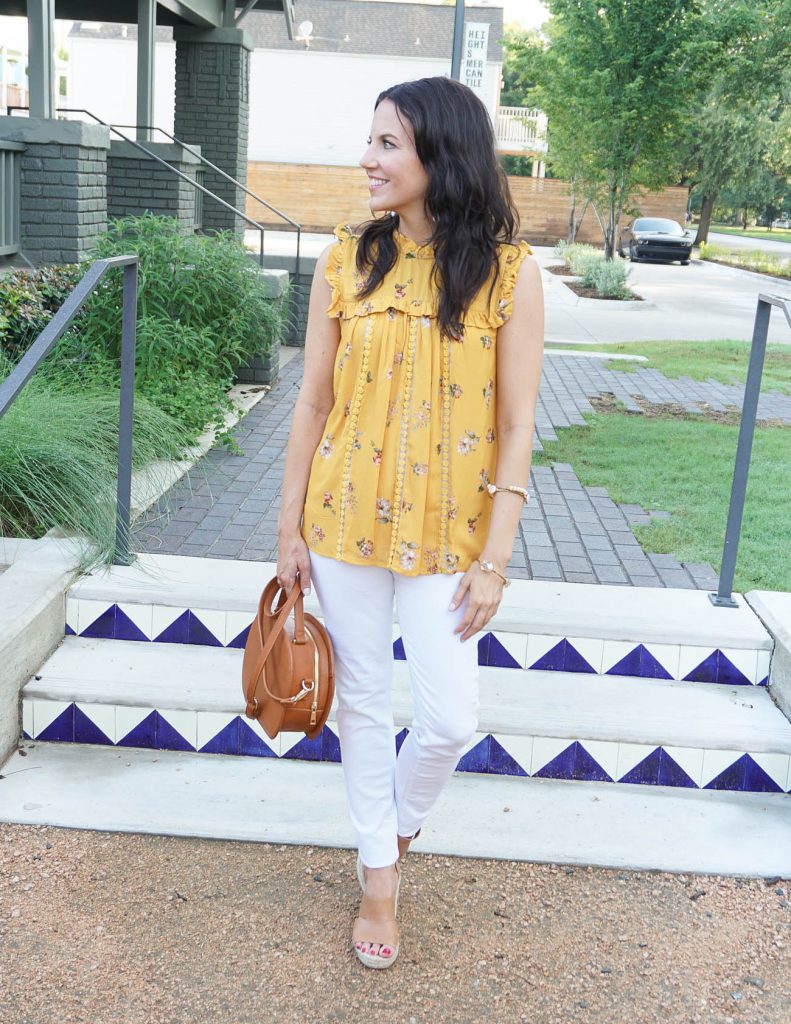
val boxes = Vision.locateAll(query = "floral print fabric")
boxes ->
[301,222,533,576]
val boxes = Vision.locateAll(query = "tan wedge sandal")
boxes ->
[356,828,421,893]
[352,859,401,969]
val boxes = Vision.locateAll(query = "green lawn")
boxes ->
[711,225,791,245]
[533,407,791,593]
[556,340,791,395]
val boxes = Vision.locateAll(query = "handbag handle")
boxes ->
[244,579,312,716]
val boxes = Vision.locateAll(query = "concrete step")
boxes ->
[23,636,791,794]
[1,742,789,878]
[65,552,774,686]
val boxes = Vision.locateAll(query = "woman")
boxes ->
[277,76,544,968]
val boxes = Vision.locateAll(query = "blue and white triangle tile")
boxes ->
[576,738,619,781]
[157,708,198,750]
[198,712,241,755]
[479,631,527,669]
[565,636,603,674]
[238,717,279,758]
[603,640,678,680]
[678,645,720,684]
[702,749,787,793]
[321,724,342,763]
[456,734,491,774]
[187,608,226,647]
[490,733,533,777]
[31,699,73,741]
[114,603,154,643]
[198,711,244,754]
[700,748,751,790]
[151,606,190,644]
[74,702,115,745]
[22,699,34,741]
[530,735,571,774]
[76,600,117,639]
[617,744,699,788]
[392,624,406,660]
[659,744,705,787]
[531,738,613,783]
[455,730,491,773]
[487,735,530,776]
[279,730,324,762]
[718,647,759,686]
[225,610,254,648]
[756,649,771,688]
[395,726,409,754]
[527,634,573,671]
[115,705,158,747]
[65,597,80,636]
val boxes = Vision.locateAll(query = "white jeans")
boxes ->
[308,549,481,868]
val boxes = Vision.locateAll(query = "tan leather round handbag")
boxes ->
[242,575,335,741]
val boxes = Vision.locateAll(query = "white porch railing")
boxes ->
[496,106,548,154]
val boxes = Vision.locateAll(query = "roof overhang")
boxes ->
[0,0,293,29]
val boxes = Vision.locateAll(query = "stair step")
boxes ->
[65,553,774,685]
[23,636,791,793]
[2,742,789,877]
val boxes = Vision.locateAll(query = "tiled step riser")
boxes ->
[23,700,791,794]
[65,598,772,686]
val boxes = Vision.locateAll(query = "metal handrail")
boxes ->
[6,105,269,268]
[0,256,139,566]
[710,292,791,607]
[108,122,302,284]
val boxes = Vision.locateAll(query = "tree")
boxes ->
[678,0,791,243]
[529,0,707,257]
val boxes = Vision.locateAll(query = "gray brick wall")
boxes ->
[261,253,315,345]
[174,30,250,235]
[107,147,199,230]
[18,143,107,264]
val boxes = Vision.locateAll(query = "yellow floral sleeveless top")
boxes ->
[301,222,533,576]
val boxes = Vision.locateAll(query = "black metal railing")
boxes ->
[6,105,295,272]
[106,121,303,283]
[0,256,139,566]
[711,292,791,607]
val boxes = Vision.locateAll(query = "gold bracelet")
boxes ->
[477,558,511,587]
[486,482,529,505]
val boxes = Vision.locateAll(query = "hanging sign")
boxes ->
[461,22,489,92]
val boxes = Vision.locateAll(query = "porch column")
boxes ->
[27,0,55,119]
[137,0,156,142]
[173,26,253,235]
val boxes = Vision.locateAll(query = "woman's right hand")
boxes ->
[277,531,312,596]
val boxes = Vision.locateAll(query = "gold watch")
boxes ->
[477,558,511,587]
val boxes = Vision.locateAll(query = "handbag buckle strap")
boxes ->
[286,678,315,704]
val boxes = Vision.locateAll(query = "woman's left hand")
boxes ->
[449,563,506,642]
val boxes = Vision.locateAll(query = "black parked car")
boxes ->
[618,217,693,264]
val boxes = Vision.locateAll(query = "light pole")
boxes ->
[450,0,465,80]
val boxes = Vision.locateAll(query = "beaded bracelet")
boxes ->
[486,482,529,505]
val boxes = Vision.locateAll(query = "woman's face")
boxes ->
[359,99,430,218]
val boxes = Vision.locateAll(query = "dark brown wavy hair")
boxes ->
[354,76,520,340]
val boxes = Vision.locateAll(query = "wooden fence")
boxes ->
[246,161,688,245]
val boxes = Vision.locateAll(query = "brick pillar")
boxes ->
[173,26,251,235]
[107,140,203,232]
[0,116,109,265]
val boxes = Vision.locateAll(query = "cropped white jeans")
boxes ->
[308,549,480,869]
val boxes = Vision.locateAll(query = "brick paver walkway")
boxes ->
[133,350,791,587]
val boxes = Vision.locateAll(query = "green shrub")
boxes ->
[700,242,791,279]
[594,257,632,298]
[0,351,196,574]
[0,265,83,359]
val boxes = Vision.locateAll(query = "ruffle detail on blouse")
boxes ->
[324,223,357,319]
[485,240,534,327]
[324,223,534,328]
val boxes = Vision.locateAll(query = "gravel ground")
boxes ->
[1,822,789,1024]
